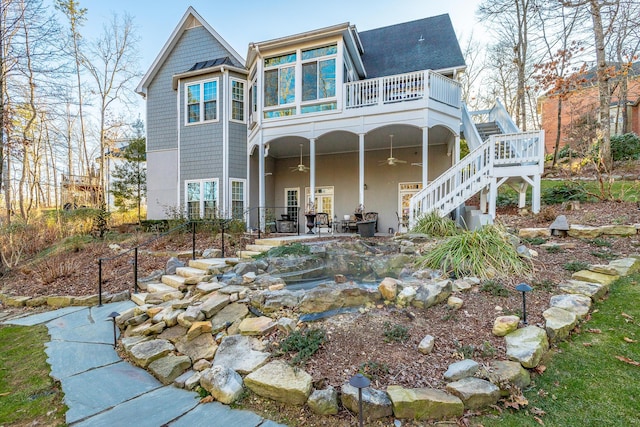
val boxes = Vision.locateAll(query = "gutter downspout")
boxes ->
[222,66,229,216]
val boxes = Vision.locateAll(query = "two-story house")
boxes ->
[139,7,545,233]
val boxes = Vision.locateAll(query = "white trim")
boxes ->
[222,70,229,214]
[229,78,246,124]
[177,80,181,208]
[184,178,219,219]
[184,78,220,126]
[137,6,244,95]
[230,178,247,219]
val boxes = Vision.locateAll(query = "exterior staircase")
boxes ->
[410,99,545,228]
[133,258,231,305]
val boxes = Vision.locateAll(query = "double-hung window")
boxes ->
[301,45,337,113]
[263,53,296,118]
[231,80,245,122]
[186,79,218,124]
[186,179,218,219]
[230,180,246,219]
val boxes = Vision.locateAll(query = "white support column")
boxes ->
[358,133,365,206]
[532,173,541,213]
[454,135,461,163]
[258,136,265,230]
[517,182,527,208]
[309,138,316,211]
[422,127,429,185]
[489,176,498,219]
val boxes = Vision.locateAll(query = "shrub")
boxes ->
[35,254,79,285]
[611,133,640,161]
[523,237,546,245]
[588,238,612,248]
[382,322,410,343]
[541,182,589,205]
[411,211,460,237]
[545,245,563,253]
[480,280,510,297]
[417,225,534,280]
[278,328,325,365]
[257,242,310,259]
[496,192,518,207]
[558,145,577,159]
[563,261,589,272]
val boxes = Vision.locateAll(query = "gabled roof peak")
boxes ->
[136,7,244,96]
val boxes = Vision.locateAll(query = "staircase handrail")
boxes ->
[461,102,484,151]
[409,129,544,225]
[409,141,494,224]
[490,98,520,133]
[96,218,245,306]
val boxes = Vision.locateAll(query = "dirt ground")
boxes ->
[2,200,640,426]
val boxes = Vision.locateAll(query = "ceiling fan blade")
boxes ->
[395,159,407,164]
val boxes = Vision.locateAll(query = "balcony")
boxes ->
[344,70,461,110]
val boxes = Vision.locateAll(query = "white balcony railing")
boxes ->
[344,70,460,110]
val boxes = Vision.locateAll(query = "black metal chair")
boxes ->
[315,212,331,232]
[364,212,378,232]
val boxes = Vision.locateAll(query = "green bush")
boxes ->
[611,133,640,161]
[411,211,460,237]
[541,182,589,205]
[416,225,533,280]
[563,261,589,272]
[558,145,577,159]
[358,360,389,381]
[256,242,310,259]
[523,237,547,245]
[382,322,410,343]
[278,328,326,365]
[480,280,510,297]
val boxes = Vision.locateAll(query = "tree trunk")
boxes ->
[553,97,563,167]
[590,0,612,170]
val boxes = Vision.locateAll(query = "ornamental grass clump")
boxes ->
[417,224,533,280]
[411,211,460,237]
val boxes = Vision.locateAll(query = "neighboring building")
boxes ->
[139,8,544,232]
[538,64,640,155]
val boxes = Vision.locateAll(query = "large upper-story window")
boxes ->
[302,45,336,101]
[231,79,245,122]
[264,53,296,117]
[186,179,217,219]
[186,79,218,124]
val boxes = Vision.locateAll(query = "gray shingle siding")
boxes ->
[229,121,247,179]
[147,26,236,152]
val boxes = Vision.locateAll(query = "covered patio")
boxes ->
[248,124,458,234]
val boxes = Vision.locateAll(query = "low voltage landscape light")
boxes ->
[515,283,533,325]
[349,373,370,427]
[108,312,120,347]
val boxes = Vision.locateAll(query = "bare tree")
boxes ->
[459,32,489,111]
[55,0,88,180]
[478,0,542,130]
[82,13,140,204]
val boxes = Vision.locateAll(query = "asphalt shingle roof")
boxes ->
[358,14,465,78]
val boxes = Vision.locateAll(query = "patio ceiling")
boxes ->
[266,125,452,158]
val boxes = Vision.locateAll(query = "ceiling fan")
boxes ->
[379,134,407,166]
[290,144,310,173]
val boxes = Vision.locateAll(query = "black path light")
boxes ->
[108,312,120,348]
[515,283,533,325]
[349,373,370,427]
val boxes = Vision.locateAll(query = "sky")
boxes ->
[77,0,485,74]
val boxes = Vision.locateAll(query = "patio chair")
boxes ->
[396,211,409,232]
[315,212,331,232]
[364,212,378,232]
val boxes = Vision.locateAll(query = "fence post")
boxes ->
[98,258,103,307]
[221,220,225,258]
[257,207,261,239]
[134,247,138,294]
[192,221,196,260]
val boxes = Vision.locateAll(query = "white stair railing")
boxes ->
[409,130,544,225]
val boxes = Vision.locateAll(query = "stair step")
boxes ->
[254,238,289,247]
[161,274,188,290]
[176,266,209,278]
[245,244,275,253]
[147,282,179,293]
[189,258,228,272]
[237,250,261,258]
